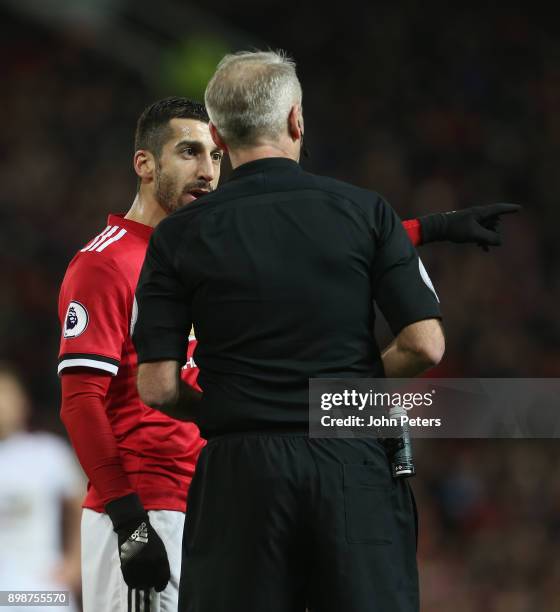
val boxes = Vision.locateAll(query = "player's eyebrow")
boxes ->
[175,139,203,150]
[175,140,223,156]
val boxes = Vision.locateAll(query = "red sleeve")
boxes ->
[402,218,422,247]
[60,370,134,506]
[58,255,131,376]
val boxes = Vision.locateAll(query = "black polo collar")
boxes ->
[229,157,302,182]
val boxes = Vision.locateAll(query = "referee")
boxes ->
[133,50,444,612]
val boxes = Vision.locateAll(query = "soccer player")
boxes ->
[0,364,84,612]
[57,98,222,612]
[58,95,516,612]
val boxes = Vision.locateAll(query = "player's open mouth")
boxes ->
[188,189,210,199]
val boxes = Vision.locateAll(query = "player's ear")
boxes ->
[134,149,156,181]
[209,122,228,152]
[288,104,302,142]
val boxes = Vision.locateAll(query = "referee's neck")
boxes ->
[229,145,300,170]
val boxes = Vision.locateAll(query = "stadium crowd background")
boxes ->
[1,2,559,610]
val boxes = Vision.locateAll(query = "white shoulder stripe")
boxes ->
[86,225,120,252]
[95,228,127,252]
[80,225,113,252]
[57,358,119,376]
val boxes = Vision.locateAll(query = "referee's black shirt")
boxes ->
[133,157,441,437]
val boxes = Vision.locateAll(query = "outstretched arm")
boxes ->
[404,203,520,248]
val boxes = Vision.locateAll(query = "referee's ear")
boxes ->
[209,123,228,153]
[288,104,303,142]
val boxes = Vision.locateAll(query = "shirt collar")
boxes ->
[107,213,153,241]
[228,157,302,182]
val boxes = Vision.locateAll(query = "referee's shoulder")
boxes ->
[304,170,387,210]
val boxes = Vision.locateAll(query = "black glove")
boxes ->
[105,493,170,592]
[419,203,521,249]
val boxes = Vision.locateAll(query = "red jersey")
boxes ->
[58,214,204,513]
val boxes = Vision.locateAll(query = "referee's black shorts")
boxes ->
[179,432,419,612]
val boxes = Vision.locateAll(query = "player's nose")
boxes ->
[197,155,215,183]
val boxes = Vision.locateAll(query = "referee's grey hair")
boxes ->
[204,50,302,148]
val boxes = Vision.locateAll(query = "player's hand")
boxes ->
[419,203,521,249]
[116,518,170,591]
[105,493,170,592]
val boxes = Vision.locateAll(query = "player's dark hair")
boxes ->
[135,97,210,159]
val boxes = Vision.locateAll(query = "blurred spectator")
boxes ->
[0,364,84,611]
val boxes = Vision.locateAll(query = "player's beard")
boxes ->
[155,164,212,214]
[154,164,183,214]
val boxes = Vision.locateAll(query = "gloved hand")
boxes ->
[105,493,170,592]
[419,203,521,249]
